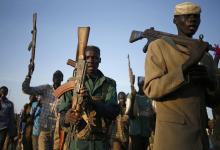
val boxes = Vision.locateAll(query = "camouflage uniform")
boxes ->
[58,70,119,150]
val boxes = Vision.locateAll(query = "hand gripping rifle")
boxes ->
[27,13,37,76]
[129,27,215,53]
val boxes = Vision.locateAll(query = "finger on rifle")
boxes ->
[79,87,89,97]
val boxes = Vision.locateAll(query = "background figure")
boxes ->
[111,91,129,150]
[53,96,67,150]
[31,96,42,150]
[22,66,63,150]
[19,103,33,150]
[143,2,219,150]
[127,77,155,150]
[206,119,215,150]
[3,106,18,150]
[9,113,21,150]
[0,86,16,149]
[19,95,41,150]
[53,77,76,150]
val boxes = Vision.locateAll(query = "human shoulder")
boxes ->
[104,76,116,87]
[4,98,14,108]
[31,84,51,91]
[58,90,73,112]
[149,38,166,44]
[150,37,175,48]
[46,84,52,88]
[147,38,168,55]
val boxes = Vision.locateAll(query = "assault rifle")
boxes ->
[125,54,136,116]
[70,27,90,113]
[27,13,37,76]
[127,54,135,94]
[129,27,215,53]
[54,27,96,139]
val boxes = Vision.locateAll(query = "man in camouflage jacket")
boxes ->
[58,45,120,150]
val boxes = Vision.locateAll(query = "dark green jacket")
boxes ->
[58,70,119,150]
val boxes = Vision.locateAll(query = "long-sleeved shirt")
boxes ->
[22,77,57,132]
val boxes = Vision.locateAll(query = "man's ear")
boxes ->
[99,58,101,63]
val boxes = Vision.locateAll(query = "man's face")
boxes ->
[138,77,145,90]
[53,75,63,84]
[0,88,8,98]
[85,50,100,75]
[53,73,63,88]
[174,14,200,37]
[118,94,126,106]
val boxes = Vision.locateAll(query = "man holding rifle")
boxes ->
[22,13,64,149]
[58,45,119,150]
[22,68,63,150]
[143,2,219,150]
[127,77,155,150]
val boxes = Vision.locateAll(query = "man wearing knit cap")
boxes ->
[143,2,219,150]
[174,2,201,15]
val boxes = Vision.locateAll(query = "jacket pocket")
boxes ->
[158,113,185,125]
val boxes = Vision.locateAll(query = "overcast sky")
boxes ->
[0,0,219,115]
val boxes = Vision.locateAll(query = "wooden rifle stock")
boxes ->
[129,27,215,53]
[53,59,77,98]
[72,27,90,110]
[53,81,75,98]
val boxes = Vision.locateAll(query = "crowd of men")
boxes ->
[0,1,220,150]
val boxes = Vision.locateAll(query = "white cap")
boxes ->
[174,2,201,15]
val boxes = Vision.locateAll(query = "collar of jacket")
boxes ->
[85,70,106,95]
